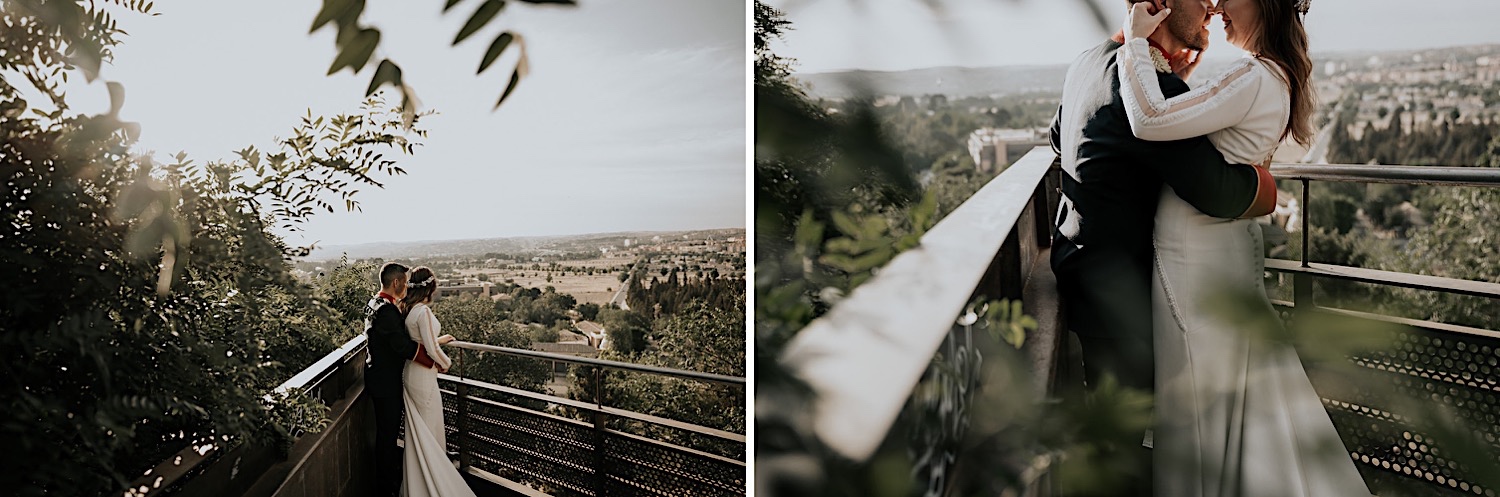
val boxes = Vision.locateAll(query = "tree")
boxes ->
[576,302,601,321]
[2,48,422,497]
[0,3,453,493]
[598,307,651,355]
[430,297,549,393]
[529,325,560,343]
[585,299,746,457]
[314,258,380,335]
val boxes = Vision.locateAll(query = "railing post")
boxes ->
[1294,179,1314,313]
[592,367,609,496]
[454,348,471,472]
[1032,177,1052,249]
[1300,179,1310,268]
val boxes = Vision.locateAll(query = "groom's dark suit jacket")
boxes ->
[1049,38,1277,340]
[364,296,420,398]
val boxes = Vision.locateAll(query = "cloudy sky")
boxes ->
[766,0,1500,73]
[62,0,745,247]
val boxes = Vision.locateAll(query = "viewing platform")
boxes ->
[778,147,1500,496]
[125,336,746,497]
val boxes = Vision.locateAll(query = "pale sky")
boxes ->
[59,0,745,246]
[767,0,1500,73]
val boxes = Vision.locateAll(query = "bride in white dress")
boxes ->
[399,267,476,497]
[1117,1,1372,495]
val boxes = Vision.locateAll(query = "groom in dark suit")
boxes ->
[366,262,438,497]
[1048,0,1276,494]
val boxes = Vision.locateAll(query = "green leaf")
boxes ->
[495,68,522,109]
[830,211,860,237]
[792,210,824,253]
[454,0,505,46]
[443,0,466,12]
[327,28,380,75]
[365,59,402,96]
[824,238,865,256]
[858,215,888,239]
[310,0,363,33]
[478,32,515,74]
[911,190,938,232]
[819,246,893,273]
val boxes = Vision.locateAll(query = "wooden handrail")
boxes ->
[1266,259,1500,300]
[1268,163,1500,187]
[446,340,745,386]
[779,146,1059,462]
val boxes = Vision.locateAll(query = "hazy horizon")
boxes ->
[314,226,745,249]
[791,41,1500,76]
[768,0,1500,74]
[302,226,746,262]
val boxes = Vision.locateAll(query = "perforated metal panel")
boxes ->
[602,431,745,497]
[437,382,746,496]
[1287,307,1500,497]
[441,389,597,496]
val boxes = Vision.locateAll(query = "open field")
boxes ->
[459,258,632,305]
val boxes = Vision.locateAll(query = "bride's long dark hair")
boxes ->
[400,266,438,314]
[1253,0,1315,146]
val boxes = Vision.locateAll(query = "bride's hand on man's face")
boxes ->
[1126,2,1172,39]
[1174,49,1204,79]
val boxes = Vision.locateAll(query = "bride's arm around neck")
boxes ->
[1118,37,1265,142]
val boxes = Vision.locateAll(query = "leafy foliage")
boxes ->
[1313,112,1500,331]
[597,306,652,355]
[0,85,421,497]
[625,268,745,318]
[1,4,428,494]
[493,283,576,327]
[432,296,552,394]
[313,257,381,335]
[568,299,747,458]
[310,0,576,122]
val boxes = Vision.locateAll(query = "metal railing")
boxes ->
[1265,163,1500,496]
[778,147,1500,496]
[133,333,746,497]
[438,341,746,497]
[779,147,1069,495]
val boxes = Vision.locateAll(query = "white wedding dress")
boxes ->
[402,303,476,497]
[1117,38,1372,497]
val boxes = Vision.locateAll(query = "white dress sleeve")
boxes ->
[414,305,452,370]
[1117,38,1263,142]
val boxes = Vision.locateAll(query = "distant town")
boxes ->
[293,228,746,394]
[800,44,1500,241]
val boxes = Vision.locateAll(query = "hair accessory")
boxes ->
[408,277,435,288]
[1294,0,1310,15]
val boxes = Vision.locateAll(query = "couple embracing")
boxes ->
[364,263,475,497]
[1050,0,1373,495]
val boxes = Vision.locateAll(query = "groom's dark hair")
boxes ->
[379,262,410,288]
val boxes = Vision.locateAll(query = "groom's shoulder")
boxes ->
[1067,39,1122,72]
[365,297,400,319]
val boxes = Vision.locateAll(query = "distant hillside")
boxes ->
[797,65,1068,99]
[305,228,745,261]
[795,43,1500,99]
